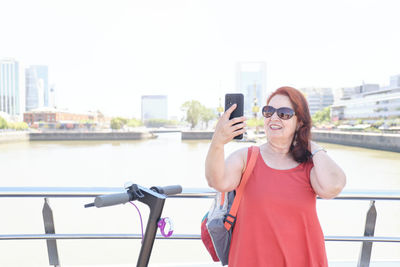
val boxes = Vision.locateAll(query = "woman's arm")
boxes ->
[309,141,346,199]
[205,104,247,192]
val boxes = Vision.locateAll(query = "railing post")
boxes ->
[357,200,377,267]
[43,198,60,267]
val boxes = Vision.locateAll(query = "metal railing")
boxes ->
[0,187,399,267]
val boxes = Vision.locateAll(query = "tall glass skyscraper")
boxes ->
[236,62,266,117]
[25,65,49,111]
[141,95,168,121]
[0,58,22,116]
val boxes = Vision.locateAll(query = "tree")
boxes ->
[126,118,143,128]
[7,122,28,130]
[312,107,331,125]
[144,119,178,128]
[144,119,167,128]
[0,116,7,129]
[110,117,127,130]
[181,100,203,129]
[200,107,216,129]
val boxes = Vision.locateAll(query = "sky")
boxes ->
[1,0,400,118]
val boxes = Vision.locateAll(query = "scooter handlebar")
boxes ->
[94,192,131,208]
[87,184,182,208]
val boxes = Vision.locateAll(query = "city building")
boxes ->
[334,84,380,101]
[49,85,56,108]
[236,62,266,117]
[141,95,168,121]
[0,58,24,118]
[23,107,98,129]
[331,79,400,122]
[299,87,334,115]
[25,65,49,111]
[390,74,400,88]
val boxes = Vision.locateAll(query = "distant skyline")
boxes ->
[1,0,399,118]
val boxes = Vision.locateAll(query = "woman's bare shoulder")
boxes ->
[227,146,249,160]
[227,145,260,172]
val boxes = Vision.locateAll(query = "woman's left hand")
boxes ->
[309,141,346,199]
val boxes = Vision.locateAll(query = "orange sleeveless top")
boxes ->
[228,151,328,267]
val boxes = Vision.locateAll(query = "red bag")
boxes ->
[201,213,219,261]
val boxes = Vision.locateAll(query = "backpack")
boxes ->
[201,146,260,266]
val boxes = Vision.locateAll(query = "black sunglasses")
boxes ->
[262,106,295,120]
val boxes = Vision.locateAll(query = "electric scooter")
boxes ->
[85,183,182,267]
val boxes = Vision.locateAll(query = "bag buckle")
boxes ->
[224,213,236,227]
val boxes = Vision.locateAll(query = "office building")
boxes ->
[299,87,334,115]
[236,62,266,117]
[0,58,24,117]
[331,79,400,121]
[335,84,380,101]
[390,74,400,88]
[141,95,168,121]
[49,85,56,108]
[25,65,49,111]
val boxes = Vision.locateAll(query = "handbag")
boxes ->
[201,146,260,266]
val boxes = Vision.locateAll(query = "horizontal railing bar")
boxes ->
[0,234,199,240]
[0,187,399,200]
[325,236,400,242]
[0,234,399,242]
[0,187,214,198]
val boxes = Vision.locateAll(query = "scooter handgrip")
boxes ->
[94,193,130,208]
[159,185,182,196]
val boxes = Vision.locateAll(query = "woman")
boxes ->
[205,86,346,266]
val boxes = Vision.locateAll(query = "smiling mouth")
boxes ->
[269,125,282,130]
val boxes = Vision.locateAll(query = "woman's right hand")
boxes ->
[212,104,247,146]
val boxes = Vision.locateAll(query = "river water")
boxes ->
[0,133,399,266]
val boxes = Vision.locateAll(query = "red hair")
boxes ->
[267,86,312,163]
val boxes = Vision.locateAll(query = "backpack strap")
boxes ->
[224,145,260,231]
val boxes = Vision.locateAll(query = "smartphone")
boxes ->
[225,93,244,140]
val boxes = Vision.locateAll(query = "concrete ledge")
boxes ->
[181,131,214,140]
[312,130,400,152]
[29,131,155,141]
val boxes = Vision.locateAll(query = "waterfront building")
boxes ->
[23,107,97,129]
[236,62,266,117]
[0,58,24,118]
[299,87,334,115]
[335,84,380,101]
[141,95,168,121]
[25,65,49,111]
[331,82,400,121]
